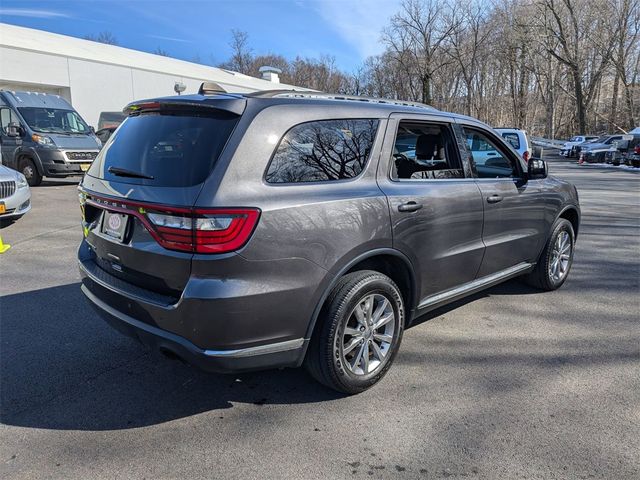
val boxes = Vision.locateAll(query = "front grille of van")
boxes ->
[0,181,16,199]
[65,151,98,162]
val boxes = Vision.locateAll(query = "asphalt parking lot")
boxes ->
[1,156,638,480]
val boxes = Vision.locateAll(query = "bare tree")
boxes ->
[153,47,169,57]
[84,31,118,45]
[382,0,459,105]
[541,0,618,133]
[219,30,254,74]
[610,0,640,129]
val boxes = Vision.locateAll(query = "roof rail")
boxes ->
[247,90,437,110]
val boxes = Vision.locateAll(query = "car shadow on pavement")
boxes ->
[0,283,344,432]
[409,279,540,328]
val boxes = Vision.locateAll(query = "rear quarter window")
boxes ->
[265,119,379,183]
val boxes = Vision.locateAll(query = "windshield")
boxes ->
[18,107,90,134]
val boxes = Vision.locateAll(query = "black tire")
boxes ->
[524,218,575,291]
[305,270,405,394]
[19,158,42,187]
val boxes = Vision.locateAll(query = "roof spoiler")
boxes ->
[124,96,246,116]
[198,82,227,95]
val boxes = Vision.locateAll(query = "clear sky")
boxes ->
[0,0,402,72]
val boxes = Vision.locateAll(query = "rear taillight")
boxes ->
[523,150,530,163]
[84,194,260,254]
[146,208,260,253]
[635,145,640,154]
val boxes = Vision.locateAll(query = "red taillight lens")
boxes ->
[84,194,260,254]
[523,150,530,163]
[635,145,640,154]
[147,209,260,253]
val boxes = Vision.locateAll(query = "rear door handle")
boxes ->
[487,194,503,204]
[398,201,423,212]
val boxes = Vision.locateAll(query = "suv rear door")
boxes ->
[80,98,244,298]
[377,113,485,304]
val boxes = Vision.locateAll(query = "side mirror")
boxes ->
[528,158,547,179]
[7,122,22,137]
[89,126,96,134]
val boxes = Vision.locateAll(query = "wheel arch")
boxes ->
[17,149,45,176]
[303,248,418,349]
[558,205,580,238]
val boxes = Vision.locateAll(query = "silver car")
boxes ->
[0,164,31,221]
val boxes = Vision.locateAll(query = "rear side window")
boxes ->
[88,111,238,187]
[265,119,379,183]
[500,132,520,150]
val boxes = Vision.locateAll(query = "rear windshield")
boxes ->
[87,111,238,187]
[98,111,127,129]
[500,132,520,150]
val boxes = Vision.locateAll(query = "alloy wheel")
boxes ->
[339,293,396,376]
[549,230,571,282]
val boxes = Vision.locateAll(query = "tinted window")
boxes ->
[463,128,518,179]
[501,132,520,150]
[88,111,238,187]
[98,111,127,129]
[0,108,19,134]
[265,119,379,183]
[392,122,463,180]
[18,107,89,134]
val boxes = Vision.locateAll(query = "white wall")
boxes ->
[0,45,285,127]
[67,58,134,126]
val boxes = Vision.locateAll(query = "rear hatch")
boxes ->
[79,96,247,299]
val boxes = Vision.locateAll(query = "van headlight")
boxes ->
[32,133,55,146]
[16,173,29,189]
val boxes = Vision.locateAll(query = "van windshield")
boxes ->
[87,111,239,187]
[18,107,90,134]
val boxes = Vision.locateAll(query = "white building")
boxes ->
[0,23,301,127]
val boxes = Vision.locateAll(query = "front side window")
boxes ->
[17,107,90,134]
[463,127,519,179]
[265,119,379,183]
[391,122,463,180]
[0,108,19,134]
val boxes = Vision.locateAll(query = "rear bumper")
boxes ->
[82,284,306,373]
[77,240,323,373]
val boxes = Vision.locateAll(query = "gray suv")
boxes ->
[78,87,580,393]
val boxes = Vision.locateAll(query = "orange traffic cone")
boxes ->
[0,235,9,253]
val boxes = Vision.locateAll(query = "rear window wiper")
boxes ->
[107,166,154,180]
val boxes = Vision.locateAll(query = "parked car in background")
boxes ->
[579,134,631,164]
[495,128,531,163]
[78,86,580,394]
[95,126,117,146]
[560,135,598,157]
[606,135,640,167]
[0,163,31,223]
[97,111,126,130]
[627,143,640,167]
[0,90,102,186]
